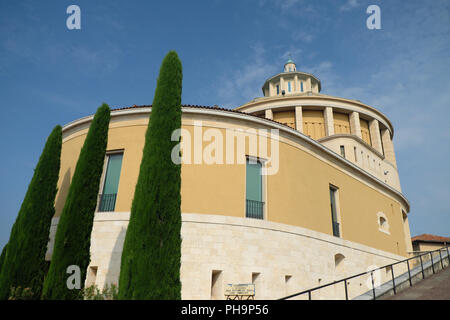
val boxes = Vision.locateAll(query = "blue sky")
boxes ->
[0,0,449,249]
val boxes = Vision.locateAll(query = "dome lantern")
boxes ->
[284,59,296,72]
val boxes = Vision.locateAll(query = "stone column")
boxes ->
[294,75,299,92]
[324,107,334,136]
[268,82,274,97]
[295,106,303,133]
[306,77,312,92]
[280,77,285,93]
[350,112,362,139]
[381,129,397,167]
[265,109,273,120]
[369,119,383,154]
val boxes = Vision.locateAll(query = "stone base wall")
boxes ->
[46,213,407,300]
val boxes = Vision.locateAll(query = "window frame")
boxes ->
[97,150,124,213]
[245,156,266,220]
[340,145,346,158]
[329,185,342,238]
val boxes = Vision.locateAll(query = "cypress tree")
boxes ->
[0,126,62,300]
[0,244,8,277]
[119,51,182,299]
[41,104,110,300]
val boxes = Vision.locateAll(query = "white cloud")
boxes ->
[339,0,360,12]
[216,44,278,108]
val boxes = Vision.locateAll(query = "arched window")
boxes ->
[335,254,346,273]
[377,212,390,234]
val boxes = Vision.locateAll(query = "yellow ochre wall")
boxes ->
[55,112,410,257]
[302,110,325,140]
[360,118,372,146]
[333,112,351,134]
[273,111,295,129]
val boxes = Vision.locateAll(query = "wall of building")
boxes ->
[319,135,401,190]
[46,213,408,300]
[413,242,447,252]
[235,95,401,190]
[55,109,410,259]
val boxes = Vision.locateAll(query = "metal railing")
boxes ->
[246,199,264,220]
[279,245,450,300]
[98,193,117,212]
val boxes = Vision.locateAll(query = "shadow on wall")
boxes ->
[104,227,126,286]
[54,168,71,215]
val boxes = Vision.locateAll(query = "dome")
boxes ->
[285,58,295,65]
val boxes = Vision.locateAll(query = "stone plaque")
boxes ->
[224,283,255,296]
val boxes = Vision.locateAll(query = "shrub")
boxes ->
[83,283,118,300]
[8,287,34,300]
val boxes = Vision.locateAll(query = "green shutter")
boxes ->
[103,154,123,195]
[246,160,262,202]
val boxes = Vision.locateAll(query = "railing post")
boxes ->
[439,249,444,270]
[430,252,435,274]
[447,246,450,264]
[308,291,311,300]
[420,255,425,279]
[390,266,396,295]
[371,271,376,300]
[406,260,412,287]
[344,281,348,300]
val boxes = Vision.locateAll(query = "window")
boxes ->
[377,212,390,234]
[276,85,280,95]
[300,82,304,92]
[246,158,264,219]
[340,145,345,158]
[211,270,223,300]
[285,275,293,296]
[85,266,98,287]
[99,152,123,212]
[329,186,340,237]
[288,81,292,92]
[252,272,261,299]
[334,254,345,272]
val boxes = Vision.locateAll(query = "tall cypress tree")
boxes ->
[119,51,182,299]
[0,126,62,300]
[42,104,110,300]
[0,244,7,275]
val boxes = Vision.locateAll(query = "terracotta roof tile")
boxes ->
[411,234,450,243]
[110,104,294,130]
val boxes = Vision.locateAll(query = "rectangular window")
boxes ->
[99,152,123,212]
[86,266,98,287]
[276,85,280,95]
[340,145,345,158]
[211,270,223,300]
[252,272,261,300]
[300,82,304,92]
[329,186,340,237]
[246,158,264,219]
[288,81,292,92]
